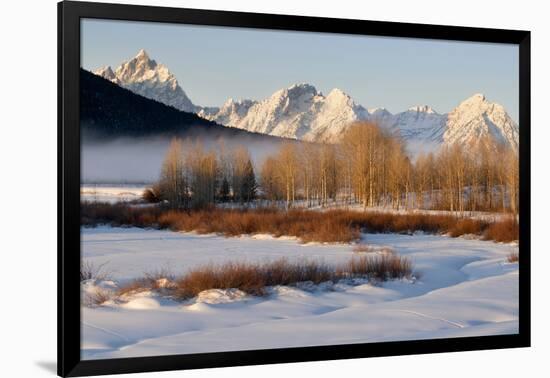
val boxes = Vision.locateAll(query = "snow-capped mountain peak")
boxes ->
[275,83,320,107]
[203,83,518,152]
[136,48,149,60]
[92,51,519,155]
[443,93,518,150]
[200,97,256,125]
[205,84,368,141]
[325,88,354,103]
[94,66,117,82]
[94,50,197,113]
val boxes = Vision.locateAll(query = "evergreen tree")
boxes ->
[219,177,230,202]
[241,159,257,202]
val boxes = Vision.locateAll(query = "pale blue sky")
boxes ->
[81,19,519,121]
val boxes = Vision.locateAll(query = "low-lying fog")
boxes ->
[81,135,286,183]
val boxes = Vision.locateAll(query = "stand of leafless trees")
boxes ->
[149,122,519,215]
[151,138,256,209]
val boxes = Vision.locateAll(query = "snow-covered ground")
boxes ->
[81,184,147,203]
[81,226,519,360]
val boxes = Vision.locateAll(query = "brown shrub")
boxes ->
[157,211,186,231]
[81,202,162,227]
[173,255,413,300]
[117,268,176,296]
[261,259,330,286]
[448,218,487,238]
[483,218,519,243]
[142,187,161,203]
[81,203,518,244]
[341,255,412,280]
[175,262,266,299]
[84,288,113,307]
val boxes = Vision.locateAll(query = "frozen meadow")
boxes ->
[81,226,519,360]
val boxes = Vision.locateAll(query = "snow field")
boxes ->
[81,226,519,359]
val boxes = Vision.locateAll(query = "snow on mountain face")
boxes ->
[443,94,519,151]
[309,88,370,141]
[94,66,117,82]
[94,49,197,113]
[93,50,519,154]
[208,86,518,155]
[207,84,369,142]
[202,98,257,126]
[385,107,446,155]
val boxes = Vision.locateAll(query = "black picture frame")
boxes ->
[58,1,531,376]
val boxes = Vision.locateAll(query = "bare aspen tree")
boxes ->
[478,136,498,210]
[319,143,338,207]
[342,124,370,209]
[260,157,282,202]
[414,153,431,209]
[230,147,256,203]
[505,148,519,215]
[337,144,354,206]
[301,143,318,208]
[275,143,299,209]
[450,144,467,213]
[437,147,455,211]
[154,123,520,215]
[158,137,187,208]
[185,143,219,208]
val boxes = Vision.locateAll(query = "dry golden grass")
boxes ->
[117,268,176,297]
[448,218,485,237]
[176,262,267,298]
[110,255,414,302]
[81,203,519,244]
[340,255,412,280]
[84,288,113,307]
[483,218,519,243]
[170,256,413,299]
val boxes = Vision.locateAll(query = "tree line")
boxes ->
[149,122,519,214]
[147,139,257,209]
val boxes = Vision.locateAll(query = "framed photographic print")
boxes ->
[58,1,530,376]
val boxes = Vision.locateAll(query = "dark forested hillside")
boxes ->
[80,68,278,141]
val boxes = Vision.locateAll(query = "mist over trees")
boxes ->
[150,122,519,215]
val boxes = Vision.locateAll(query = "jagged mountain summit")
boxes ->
[207,88,518,153]
[93,50,519,154]
[443,93,519,151]
[203,84,369,142]
[94,49,198,113]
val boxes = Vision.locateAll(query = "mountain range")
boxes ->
[94,50,519,154]
[81,67,287,146]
